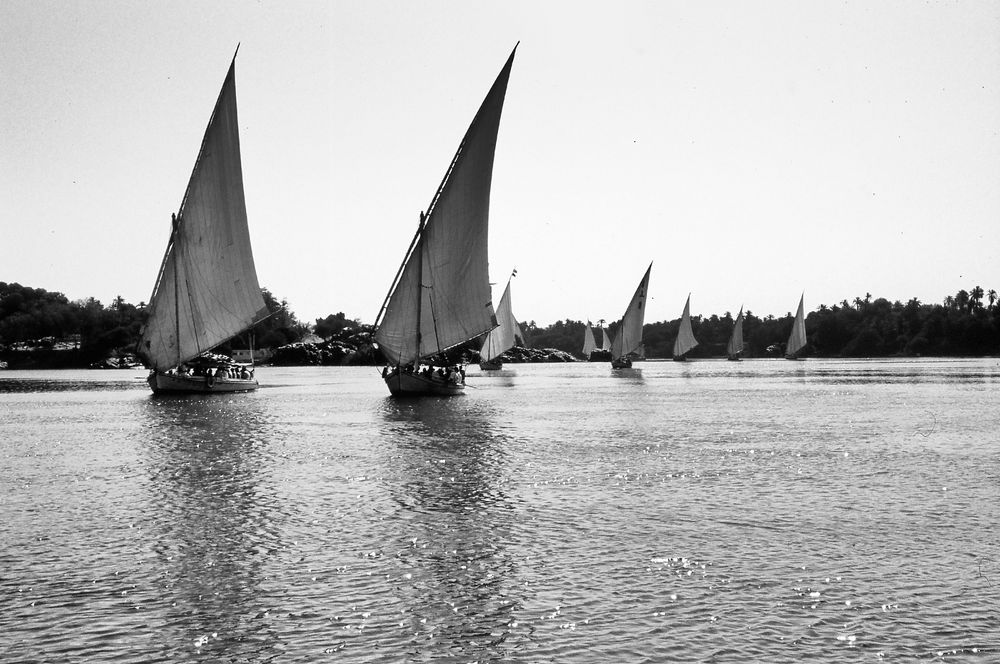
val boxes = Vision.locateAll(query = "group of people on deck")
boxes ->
[383,363,465,384]
[171,363,253,381]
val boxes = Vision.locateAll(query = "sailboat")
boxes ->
[137,50,269,395]
[479,274,524,370]
[727,307,745,361]
[586,323,613,361]
[373,47,517,396]
[785,293,807,360]
[672,294,698,361]
[610,263,652,369]
[582,323,597,359]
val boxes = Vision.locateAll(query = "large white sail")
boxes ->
[582,323,597,356]
[480,278,523,362]
[786,294,807,358]
[727,307,745,359]
[673,294,698,358]
[375,48,516,366]
[138,58,267,372]
[611,263,652,360]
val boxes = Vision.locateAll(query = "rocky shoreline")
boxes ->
[267,340,578,366]
[1,324,579,369]
[483,346,577,363]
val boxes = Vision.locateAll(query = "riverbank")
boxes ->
[0,342,578,370]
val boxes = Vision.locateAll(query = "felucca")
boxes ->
[479,273,524,370]
[785,294,807,360]
[727,307,745,361]
[582,323,598,359]
[672,294,698,361]
[373,47,517,396]
[610,263,652,369]
[137,49,269,395]
[585,323,613,361]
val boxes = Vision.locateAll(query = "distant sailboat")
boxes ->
[479,274,524,370]
[582,323,597,359]
[137,50,269,395]
[610,263,652,369]
[672,294,698,361]
[582,322,611,361]
[373,47,517,396]
[785,293,807,360]
[585,323,613,361]
[727,307,745,361]
[583,323,597,360]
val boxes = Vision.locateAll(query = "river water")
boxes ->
[1,358,998,662]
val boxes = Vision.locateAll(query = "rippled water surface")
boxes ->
[2,359,999,662]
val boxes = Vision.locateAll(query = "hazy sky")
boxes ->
[3,1,998,327]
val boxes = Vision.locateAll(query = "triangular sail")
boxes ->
[582,323,597,356]
[672,294,698,358]
[375,47,516,366]
[138,58,267,372]
[600,328,613,351]
[727,307,744,358]
[611,263,652,360]
[786,294,807,358]
[480,278,522,362]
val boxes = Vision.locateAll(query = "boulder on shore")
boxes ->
[269,339,376,366]
[476,346,576,363]
[89,354,143,369]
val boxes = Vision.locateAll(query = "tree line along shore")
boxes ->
[2,281,998,370]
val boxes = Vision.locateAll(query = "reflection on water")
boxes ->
[610,367,643,383]
[470,367,518,388]
[0,370,146,393]
[370,397,522,660]
[137,395,284,660]
[3,361,1000,662]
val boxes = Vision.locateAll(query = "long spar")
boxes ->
[372,214,423,331]
[374,45,516,358]
[141,46,241,370]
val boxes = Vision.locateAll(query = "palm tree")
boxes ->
[988,289,997,310]
[970,285,984,312]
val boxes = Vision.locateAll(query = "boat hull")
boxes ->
[147,371,258,395]
[611,357,632,369]
[479,359,503,370]
[384,371,465,397]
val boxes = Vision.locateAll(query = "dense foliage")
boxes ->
[0,282,309,367]
[2,281,998,366]
[314,312,362,339]
[0,282,143,365]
